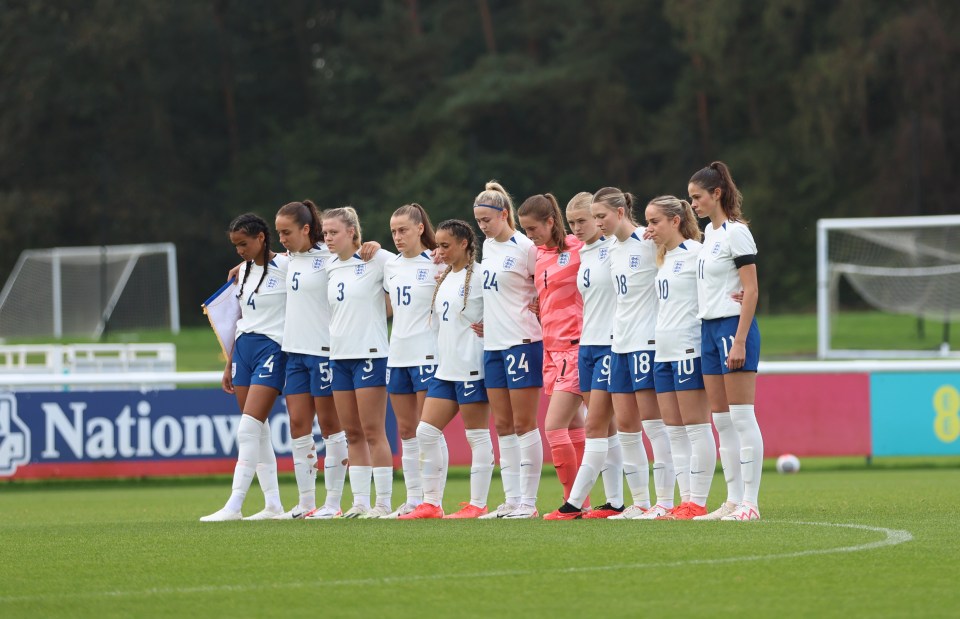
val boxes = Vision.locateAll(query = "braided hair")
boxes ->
[228,213,272,299]
[430,219,478,318]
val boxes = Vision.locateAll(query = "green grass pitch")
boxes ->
[2,460,959,618]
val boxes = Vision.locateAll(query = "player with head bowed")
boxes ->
[473,180,544,519]
[516,193,588,509]
[201,213,289,521]
[544,192,625,520]
[644,195,717,520]
[323,206,397,518]
[688,162,764,521]
[381,203,449,518]
[591,187,676,520]
[268,200,349,520]
[399,220,495,519]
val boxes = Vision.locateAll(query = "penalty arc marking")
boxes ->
[0,521,913,604]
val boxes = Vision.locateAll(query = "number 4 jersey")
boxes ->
[235,255,289,346]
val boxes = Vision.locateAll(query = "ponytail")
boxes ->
[689,160,747,224]
[591,187,637,226]
[277,199,323,245]
[518,193,568,250]
[392,203,438,250]
[647,195,701,267]
[474,180,516,230]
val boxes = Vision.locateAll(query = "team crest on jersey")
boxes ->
[416,269,429,282]
[672,260,684,274]
[266,277,280,289]
[503,256,517,270]
[598,248,609,261]
[558,252,570,267]
[629,255,642,270]
[355,264,366,276]
[312,257,326,270]
[711,242,722,256]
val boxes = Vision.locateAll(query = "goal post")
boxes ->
[0,243,180,340]
[817,214,960,359]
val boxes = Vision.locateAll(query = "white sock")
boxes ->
[619,431,650,509]
[602,435,624,508]
[440,434,449,481]
[666,425,691,504]
[257,419,282,511]
[465,429,494,508]
[569,438,607,509]
[713,412,744,504]
[518,429,543,508]
[730,404,763,506]
[225,415,262,512]
[686,423,717,507]
[498,434,521,505]
[417,422,445,507]
[322,431,347,511]
[348,465,372,509]
[372,467,393,510]
[291,434,317,511]
[642,419,674,509]
[400,437,423,506]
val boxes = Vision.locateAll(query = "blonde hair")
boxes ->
[518,193,568,251]
[322,206,362,247]
[647,195,702,267]
[474,180,516,230]
[566,192,593,213]
[592,187,637,226]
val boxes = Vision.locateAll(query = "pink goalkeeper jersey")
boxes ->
[535,234,584,351]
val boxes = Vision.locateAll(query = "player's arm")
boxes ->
[358,241,381,261]
[384,291,393,318]
[221,359,235,394]
[227,263,243,282]
[728,262,758,370]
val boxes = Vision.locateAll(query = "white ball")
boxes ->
[776,454,801,474]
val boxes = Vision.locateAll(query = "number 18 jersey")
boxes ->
[608,229,657,353]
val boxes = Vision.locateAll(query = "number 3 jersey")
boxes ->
[433,264,485,382]
[235,255,289,346]
[283,244,333,356]
[383,252,445,367]
[697,221,758,320]
[480,231,542,351]
[655,241,702,361]
[326,249,395,360]
[608,228,658,354]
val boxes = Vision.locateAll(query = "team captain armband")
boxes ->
[734,254,757,268]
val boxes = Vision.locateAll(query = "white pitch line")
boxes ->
[0,520,912,605]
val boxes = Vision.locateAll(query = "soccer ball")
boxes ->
[776,454,801,474]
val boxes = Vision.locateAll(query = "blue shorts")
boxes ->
[483,341,544,389]
[232,333,286,392]
[608,350,655,393]
[654,358,705,394]
[701,316,761,375]
[284,352,333,397]
[426,377,489,405]
[387,365,437,395]
[578,345,613,392]
[331,357,388,391]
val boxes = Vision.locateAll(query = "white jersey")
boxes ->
[609,228,658,353]
[479,231,542,351]
[282,244,332,356]
[655,241,703,361]
[384,252,444,367]
[434,264,485,381]
[235,254,289,346]
[697,221,757,320]
[577,236,616,346]
[326,249,395,360]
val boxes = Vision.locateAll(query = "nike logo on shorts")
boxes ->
[463,390,476,397]
[361,374,374,381]
[511,376,524,382]
[258,373,272,378]
[678,378,692,384]
[420,376,432,383]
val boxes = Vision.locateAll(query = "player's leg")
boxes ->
[445,382,494,519]
[544,391,583,504]
[722,369,762,521]
[609,387,649,519]
[388,367,424,517]
[480,350,520,518]
[281,389,319,519]
[356,382,392,518]
[676,386,714,519]
[332,366,371,518]
[504,342,544,519]
[400,390,458,520]
[241,384,285,520]
[546,391,612,519]
[310,393,346,519]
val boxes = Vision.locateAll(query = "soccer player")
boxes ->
[544,193,625,520]
[382,203,447,518]
[516,194,587,505]
[473,180,544,519]
[592,187,675,520]
[201,213,288,521]
[324,206,396,518]
[688,162,764,521]
[269,200,349,520]
[645,195,717,520]
[400,220,494,519]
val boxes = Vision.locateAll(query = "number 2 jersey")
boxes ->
[235,255,289,346]
[535,234,584,351]
[480,231,542,351]
[655,240,702,361]
[433,264,485,381]
[326,249,395,360]
[608,228,657,354]
[282,244,332,356]
[697,221,758,320]
[383,252,445,367]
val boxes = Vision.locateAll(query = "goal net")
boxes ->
[0,243,180,340]
[817,215,960,359]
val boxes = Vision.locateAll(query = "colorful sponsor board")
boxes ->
[870,373,960,456]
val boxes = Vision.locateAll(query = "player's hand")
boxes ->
[726,340,746,370]
[221,363,235,394]
[359,241,381,261]
[227,262,242,282]
[430,248,444,265]
[641,226,654,240]
[470,322,484,338]
[730,290,744,304]
[528,297,540,317]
